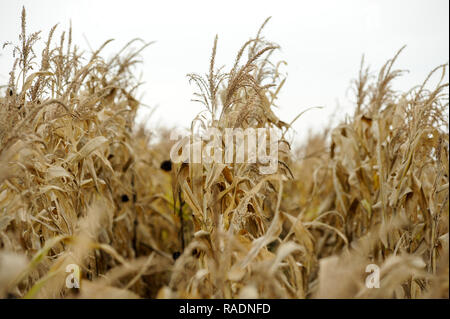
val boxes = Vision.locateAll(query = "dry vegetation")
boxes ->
[0,9,448,299]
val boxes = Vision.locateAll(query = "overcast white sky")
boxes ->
[0,0,448,144]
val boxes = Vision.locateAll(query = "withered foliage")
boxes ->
[0,9,448,299]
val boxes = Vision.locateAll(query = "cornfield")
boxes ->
[0,8,448,299]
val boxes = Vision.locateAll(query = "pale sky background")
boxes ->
[0,0,448,145]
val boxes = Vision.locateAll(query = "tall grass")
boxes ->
[0,8,448,299]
